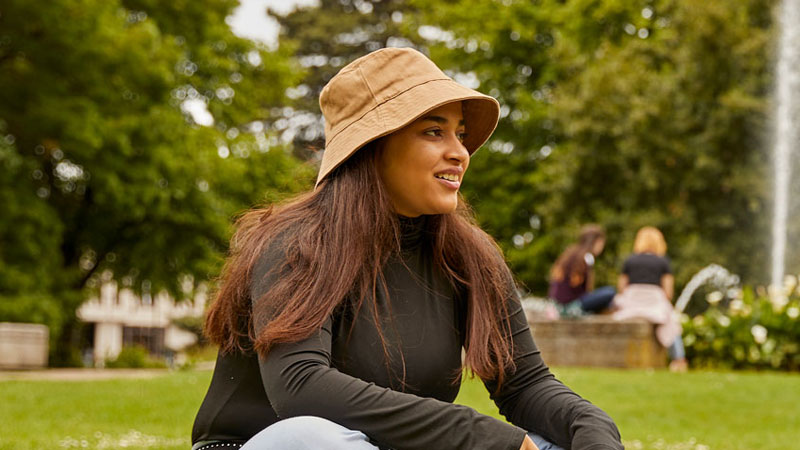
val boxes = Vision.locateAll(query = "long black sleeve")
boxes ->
[257,321,526,450]
[484,295,623,450]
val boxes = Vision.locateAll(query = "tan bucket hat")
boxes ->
[316,47,500,186]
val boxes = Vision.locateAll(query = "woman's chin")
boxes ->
[430,199,459,215]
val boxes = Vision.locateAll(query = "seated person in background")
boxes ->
[613,226,687,372]
[548,224,616,315]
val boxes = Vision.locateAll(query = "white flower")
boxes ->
[767,284,789,312]
[717,315,731,327]
[787,306,799,319]
[771,294,789,312]
[727,288,743,300]
[762,338,776,354]
[784,274,797,292]
[707,291,724,304]
[729,299,744,314]
[751,324,768,344]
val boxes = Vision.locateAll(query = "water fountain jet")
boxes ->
[772,0,800,287]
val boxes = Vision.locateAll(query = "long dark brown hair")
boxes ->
[204,143,517,385]
[550,224,606,287]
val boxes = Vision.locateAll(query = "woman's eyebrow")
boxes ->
[419,115,466,126]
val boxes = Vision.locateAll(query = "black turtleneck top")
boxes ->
[191,216,623,450]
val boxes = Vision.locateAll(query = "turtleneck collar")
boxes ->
[398,215,428,249]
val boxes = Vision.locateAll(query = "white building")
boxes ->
[77,276,207,366]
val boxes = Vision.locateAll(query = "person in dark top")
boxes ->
[192,48,623,450]
[613,226,686,372]
[548,225,615,315]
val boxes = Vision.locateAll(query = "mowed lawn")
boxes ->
[1,368,798,450]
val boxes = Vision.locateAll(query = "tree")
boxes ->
[537,0,774,285]
[0,0,313,364]
[411,0,775,291]
[268,0,426,159]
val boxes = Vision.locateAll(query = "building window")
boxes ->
[122,326,165,356]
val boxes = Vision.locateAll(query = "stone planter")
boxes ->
[0,322,49,369]
[528,316,667,368]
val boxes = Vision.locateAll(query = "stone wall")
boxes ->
[0,322,49,369]
[528,316,667,368]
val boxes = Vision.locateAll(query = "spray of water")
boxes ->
[772,0,800,287]
[674,264,740,313]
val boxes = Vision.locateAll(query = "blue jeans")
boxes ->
[239,416,565,450]
[579,285,616,313]
[669,335,686,360]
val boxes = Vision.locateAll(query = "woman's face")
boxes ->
[377,102,469,217]
[592,238,606,256]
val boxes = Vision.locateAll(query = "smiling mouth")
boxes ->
[434,173,460,182]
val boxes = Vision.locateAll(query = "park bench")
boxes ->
[526,315,667,369]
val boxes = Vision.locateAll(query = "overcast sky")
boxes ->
[228,0,319,47]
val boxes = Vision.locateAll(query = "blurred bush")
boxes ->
[105,346,167,369]
[682,278,800,370]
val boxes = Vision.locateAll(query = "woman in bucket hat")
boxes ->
[191,48,623,450]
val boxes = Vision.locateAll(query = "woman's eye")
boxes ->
[424,129,442,137]
[423,129,467,141]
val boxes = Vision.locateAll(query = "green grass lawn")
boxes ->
[1,368,798,449]
[456,368,800,450]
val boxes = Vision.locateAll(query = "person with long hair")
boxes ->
[191,48,623,450]
[548,225,616,315]
[613,226,687,372]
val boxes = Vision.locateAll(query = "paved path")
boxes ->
[0,361,215,381]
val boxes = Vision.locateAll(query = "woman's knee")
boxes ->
[241,416,377,450]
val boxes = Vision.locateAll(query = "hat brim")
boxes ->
[316,78,500,186]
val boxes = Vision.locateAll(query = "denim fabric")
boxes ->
[237,416,564,450]
[668,335,686,360]
[579,286,616,313]
[529,432,566,450]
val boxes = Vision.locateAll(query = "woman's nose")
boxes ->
[445,134,469,163]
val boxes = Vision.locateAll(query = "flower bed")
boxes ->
[682,279,800,370]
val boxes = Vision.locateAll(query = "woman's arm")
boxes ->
[661,273,674,300]
[484,292,623,450]
[259,324,529,450]
[251,247,528,450]
[617,274,629,294]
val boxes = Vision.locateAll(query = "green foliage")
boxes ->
[405,0,777,292]
[683,283,800,370]
[269,0,425,159]
[0,0,313,363]
[104,345,168,369]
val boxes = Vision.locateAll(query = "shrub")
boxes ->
[682,279,800,370]
[105,346,167,369]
